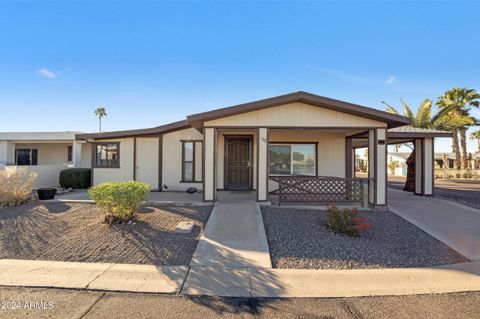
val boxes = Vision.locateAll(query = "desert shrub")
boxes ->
[0,167,37,207]
[59,168,91,189]
[88,181,150,224]
[326,204,372,237]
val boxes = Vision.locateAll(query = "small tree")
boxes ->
[89,181,150,224]
[388,158,400,175]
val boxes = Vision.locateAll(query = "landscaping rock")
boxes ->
[261,207,469,269]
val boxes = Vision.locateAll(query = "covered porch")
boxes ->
[185,91,412,207]
[202,127,389,208]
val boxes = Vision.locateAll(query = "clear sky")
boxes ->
[1,1,479,153]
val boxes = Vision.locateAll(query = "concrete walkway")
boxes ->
[190,201,272,268]
[388,188,480,261]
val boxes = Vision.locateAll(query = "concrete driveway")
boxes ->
[388,188,480,261]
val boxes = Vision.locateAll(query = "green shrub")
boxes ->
[88,181,150,224]
[59,168,91,189]
[326,205,372,237]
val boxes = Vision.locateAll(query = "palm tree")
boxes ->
[471,130,480,154]
[382,98,435,191]
[94,107,107,132]
[383,98,434,129]
[436,88,479,170]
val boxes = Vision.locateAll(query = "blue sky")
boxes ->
[1,1,479,152]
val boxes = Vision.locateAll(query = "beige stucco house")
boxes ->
[74,91,450,208]
[0,132,91,188]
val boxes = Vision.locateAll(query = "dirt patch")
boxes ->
[0,202,212,265]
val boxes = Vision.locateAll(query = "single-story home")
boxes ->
[0,132,91,188]
[70,91,450,208]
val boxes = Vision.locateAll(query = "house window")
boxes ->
[15,149,38,166]
[269,143,316,176]
[182,141,195,181]
[95,143,119,167]
[67,146,73,162]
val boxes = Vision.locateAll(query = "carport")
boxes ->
[346,126,451,198]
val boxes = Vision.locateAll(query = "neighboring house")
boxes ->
[387,152,410,177]
[434,152,480,170]
[74,91,450,207]
[0,132,91,188]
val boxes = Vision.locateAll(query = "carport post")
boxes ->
[367,128,387,207]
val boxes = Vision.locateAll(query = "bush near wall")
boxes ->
[88,181,150,224]
[59,168,91,189]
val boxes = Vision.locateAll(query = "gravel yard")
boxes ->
[0,202,212,265]
[261,207,469,269]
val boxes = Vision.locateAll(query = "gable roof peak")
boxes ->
[187,91,411,129]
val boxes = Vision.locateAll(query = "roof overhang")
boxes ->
[351,127,452,140]
[75,120,190,141]
[187,91,411,130]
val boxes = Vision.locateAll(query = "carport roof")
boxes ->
[387,126,452,138]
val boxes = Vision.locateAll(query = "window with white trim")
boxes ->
[269,143,316,176]
[182,141,195,181]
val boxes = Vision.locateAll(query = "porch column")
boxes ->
[367,130,375,205]
[256,127,269,201]
[368,128,387,207]
[375,128,387,206]
[0,141,8,164]
[72,141,83,168]
[345,137,354,178]
[415,138,434,196]
[203,127,217,202]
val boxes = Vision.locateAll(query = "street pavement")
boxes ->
[388,177,480,209]
[0,286,479,319]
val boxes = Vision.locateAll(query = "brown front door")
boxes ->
[225,137,252,191]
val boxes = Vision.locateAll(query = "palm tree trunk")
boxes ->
[452,129,461,170]
[477,138,480,154]
[403,151,415,192]
[460,128,467,170]
[99,117,102,133]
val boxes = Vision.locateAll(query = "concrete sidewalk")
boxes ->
[0,259,188,293]
[1,259,480,297]
[181,262,480,297]
[52,190,209,206]
[388,188,480,261]
[190,201,272,268]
